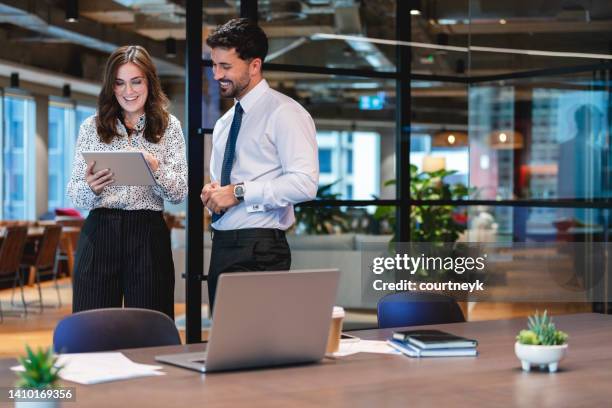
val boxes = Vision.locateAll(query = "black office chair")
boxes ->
[377,292,465,329]
[53,308,181,353]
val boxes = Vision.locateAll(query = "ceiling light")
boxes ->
[312,33,612,61]
[409,0,422,16]
[499,19,507,25]
[65,0,79,23]
[455,59,466,74]
[10,72,19,88]
[62,84,71,98]
[433,131,468,148]
[165,37,177,58]
[490,131,524,150]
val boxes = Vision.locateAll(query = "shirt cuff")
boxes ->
[244,180,265,213]
[89,189,101,206]
[152,167,163,183]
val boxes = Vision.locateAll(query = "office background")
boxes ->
[0,0,610,344]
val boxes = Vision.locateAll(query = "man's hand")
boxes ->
[201,181,220,207]
[204,184,239,214]
[86,161,114,195]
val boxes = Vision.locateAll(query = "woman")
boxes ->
[67,45,187,319]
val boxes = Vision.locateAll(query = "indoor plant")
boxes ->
[374,164,470,243]
[14,345,63,407]
[515,311,568,373]
[294,181,350,235]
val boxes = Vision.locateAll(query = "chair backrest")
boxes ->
[53,308,181,353]
[34,225,63,270]
[0,226,28,276]
[55,220,82,252]
[377,292,465,329]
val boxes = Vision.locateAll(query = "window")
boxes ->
[319,148,332,173]
[10,174,24,201]
[48,103,95,210]
[76,105,95,129]
[48,174,59,202]
[316,130,381,199]
[2,95,35,220]
[48,103,75,211]
[346,149,353,174]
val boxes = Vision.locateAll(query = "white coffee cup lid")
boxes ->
[332,306,345,318]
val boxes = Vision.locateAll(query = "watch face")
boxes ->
[235,185,245,197]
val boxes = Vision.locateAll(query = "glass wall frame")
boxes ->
[185,1,612,339]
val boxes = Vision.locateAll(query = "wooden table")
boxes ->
[1,313,611,407]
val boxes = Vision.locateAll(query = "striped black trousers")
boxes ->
[72,208,175,319]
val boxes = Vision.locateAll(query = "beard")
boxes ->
[218,73,251,98]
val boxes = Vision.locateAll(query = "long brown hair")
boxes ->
[96,45,169,144]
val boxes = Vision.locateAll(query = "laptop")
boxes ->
[155,269,340,373]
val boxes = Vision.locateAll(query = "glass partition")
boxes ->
[468,73,612,201]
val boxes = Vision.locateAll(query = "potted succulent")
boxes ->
[515,311,568,373]
[14,346,63,407]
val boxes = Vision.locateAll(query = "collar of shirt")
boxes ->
[117,112,146,135]
[235,79,269,114]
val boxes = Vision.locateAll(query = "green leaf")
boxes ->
[520,310,567,345]
[14,345,62,388]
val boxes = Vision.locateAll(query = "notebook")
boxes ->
[387,339,478,358]
[392,329,478,349]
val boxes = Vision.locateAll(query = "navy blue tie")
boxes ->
[212,103,244,223]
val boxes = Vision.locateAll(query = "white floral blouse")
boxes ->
[67,113,188,211]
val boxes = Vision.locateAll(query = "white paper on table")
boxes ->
[11,352,166,385]
[333,339,402,357]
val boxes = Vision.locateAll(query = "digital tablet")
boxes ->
[82,151,156,186]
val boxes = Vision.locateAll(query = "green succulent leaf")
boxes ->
[517,330,539,345]
[518,310,568,345]
[15,345,62,389]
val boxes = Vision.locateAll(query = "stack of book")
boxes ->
[387,329,478,357]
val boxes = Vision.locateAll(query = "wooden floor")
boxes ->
[0,278,592,359]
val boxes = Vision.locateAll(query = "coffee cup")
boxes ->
[326,306,345,354]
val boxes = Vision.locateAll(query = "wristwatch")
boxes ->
[233,183,245,201]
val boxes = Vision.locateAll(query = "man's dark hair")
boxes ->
[206,18,268,62]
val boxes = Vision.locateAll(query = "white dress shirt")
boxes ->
[210,79,319,231]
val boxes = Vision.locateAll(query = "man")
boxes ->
[201,18,319,310]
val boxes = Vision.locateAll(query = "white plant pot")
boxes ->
[514,341,568,373]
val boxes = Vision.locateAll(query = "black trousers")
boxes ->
[207,228,291,312]
[72,208,175,319]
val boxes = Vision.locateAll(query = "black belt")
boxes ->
[210,228,285,241]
